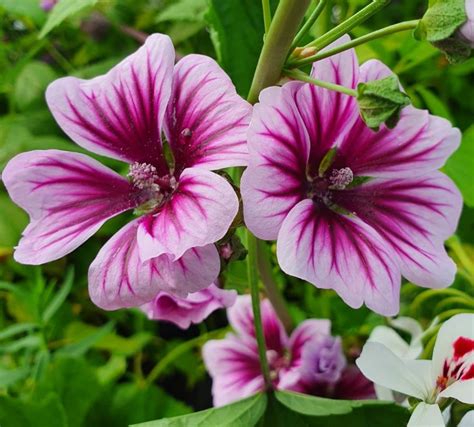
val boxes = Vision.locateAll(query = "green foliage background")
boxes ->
[0,0,473,426]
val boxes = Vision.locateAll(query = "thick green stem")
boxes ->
[290,19,418,67]
[291,0,329,51]
[256,240,293,333]
[262,0,272,35]
[246,231,272,388]
[247,0,312,104]
[303,0,391,50]
[285,68,357,96]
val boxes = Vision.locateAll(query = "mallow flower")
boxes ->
[356,313,474,427]
[2,34,251,310]
[202,295,373,406]
[141,283,237,329]
[241,36,462,316]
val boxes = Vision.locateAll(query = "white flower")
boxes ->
[357,314,474,427]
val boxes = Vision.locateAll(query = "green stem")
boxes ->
[262,0,272,35]
[290,19,418,67]
[247,0,312,103]
[411,288,473,315]
[246,231,272,388]
[285,69,357,96]
[303,0,391,50]
[256,240,293,333]
[291,0,329,51]
[146,328,228,385]
[447,236,474,285]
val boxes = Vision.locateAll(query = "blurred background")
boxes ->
[0,1,473,426]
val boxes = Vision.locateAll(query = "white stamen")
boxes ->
[329,167,353,190]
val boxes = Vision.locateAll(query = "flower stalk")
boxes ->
[247,0,312,103]
[290,19,419,68]
[262,0,272,35]
[290,0,329,51]
[303,0,391,51]
[284,68,358,96]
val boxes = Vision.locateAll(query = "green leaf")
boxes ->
[155,0,208,23]
[0,322,38,341]
[357,75,411,130]
[445,125,474,207]
[39,0,98,38]
[206,0,277,96]
[57,321,115,356]
[0,367,30,388]
[0,393,67,427]
[35,357,101,427]
[132,393,267,427]
[41,268,74,323]
[415,85,453,122]
[13,61,57,111]
[0,0,46,24]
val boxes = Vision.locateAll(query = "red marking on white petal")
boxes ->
[453,337,474,360]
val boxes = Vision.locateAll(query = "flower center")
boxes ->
[128,162,177,214]
[267,349,291,382]
[307,166,354,206]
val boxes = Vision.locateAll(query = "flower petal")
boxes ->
[46,34,174,171]
[439,378,474,403]
[2,150,136,264]
[332,365,376,400]
[227,295,288,353]
[335,173,462,289]
[408,403,444,427]
[165,55,251,173]
[142,284,237,329]
[241,85,310,240]
[368,326,411,358]
[202,335,264,406]
[89,219,220,310]
[335,58,461,178]
[356,342,433,400]
[432,313,474,383]
[289,319,331,362]
[137,167,238,261]
[277,199,401,315]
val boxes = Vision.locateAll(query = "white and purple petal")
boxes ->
[165,55,251,173]
[137,167,238,261]
[277,200,401,316]
[241,85,310,240]
[89,219,220,310]
[288,319,331,363]
[46,34,174,172]
[335,173,462,288]
[141,283,237,329]
[2,150,136,264]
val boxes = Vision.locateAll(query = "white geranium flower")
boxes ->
[357,313,474,427]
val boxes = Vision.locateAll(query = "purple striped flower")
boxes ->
[202,296,373,406]
[2,34,251,310]
[141,283,237,329]
[241,36,462,316]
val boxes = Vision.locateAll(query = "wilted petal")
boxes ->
[202,335,264,406]
[227,295,288,353]
[2,150,136,264]
[46,34,174,172]
[142,283,237,329]
[89,220,220,310]
[165,55,251,173]
[356,342,432,400]
[277,200,401,315]
[137,168,238,261]
[241,85,310,240]
[408,403,444,427]
[289,319,331,362]
[336,173,462,288]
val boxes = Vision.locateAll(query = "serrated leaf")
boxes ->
[132,393,267,427]
[39,0,98,38]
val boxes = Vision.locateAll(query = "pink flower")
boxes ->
[141,283,237,329]
[2,34,251,310]
[241,36,462,316]
[460,0,474,46]
[40,0,58,11]
[202,295,373,406]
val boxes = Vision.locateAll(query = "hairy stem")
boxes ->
[303,0,391,50]
[290,19,419,67]
[256,240,293,333]
[285,68,357,96]
[246,231,272,388]
[247,0,312,103]
[291,0,329,51]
